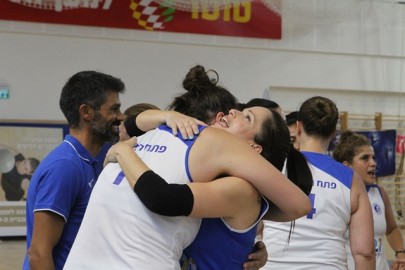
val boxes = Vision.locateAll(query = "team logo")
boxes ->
[372,202,383,215]
[130,0,175,31]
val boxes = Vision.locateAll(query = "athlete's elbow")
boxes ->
[27,246,49,269]
[283,199,312,221]
[353,251,376,270]
[303,199,312,215]
[294,197,312,219]
[138,193,165,214]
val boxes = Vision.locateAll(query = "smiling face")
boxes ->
[90,91,123,143]
[349,145,377,185]
[212,106,272,145]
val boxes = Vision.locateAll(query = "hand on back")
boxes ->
[104,137,138,167]
[164,111,206,139]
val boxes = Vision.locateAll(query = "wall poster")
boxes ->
[327,130,397,177]
[0,121,68,237]
[357,130,396,177]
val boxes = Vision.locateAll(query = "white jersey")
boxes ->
[346,185,388,270]
[64,125,202,270]
[263,151,352,270]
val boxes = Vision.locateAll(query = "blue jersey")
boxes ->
[182,197,269,270]
[23,135,101,270]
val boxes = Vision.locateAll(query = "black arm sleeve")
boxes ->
[124,115,145,137]
[134,170,194,216]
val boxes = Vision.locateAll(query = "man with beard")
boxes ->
[23,71,125,270]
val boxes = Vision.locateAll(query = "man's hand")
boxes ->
[243,241,268,270]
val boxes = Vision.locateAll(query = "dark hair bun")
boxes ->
[183,65,218,93]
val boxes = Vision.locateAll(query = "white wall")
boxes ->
[1,1,405,121]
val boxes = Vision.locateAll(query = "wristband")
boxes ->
[124,115,145,137]
[396,249,405,256]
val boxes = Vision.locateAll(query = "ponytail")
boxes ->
[286,147,313,196]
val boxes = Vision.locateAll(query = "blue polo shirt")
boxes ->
[23,135,101,270]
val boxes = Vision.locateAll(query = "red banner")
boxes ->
[0,0,281,39]
[397,135,405,154]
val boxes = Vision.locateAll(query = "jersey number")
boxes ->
[307,193,317,219]
[112,171,125,185]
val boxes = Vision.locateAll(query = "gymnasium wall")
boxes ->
[0,2,404,120]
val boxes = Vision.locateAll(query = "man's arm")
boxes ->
[28,211,65,270]
[349,172,376,270]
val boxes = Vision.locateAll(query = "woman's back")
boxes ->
[64,126,203,270]
[264,152,353,269]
